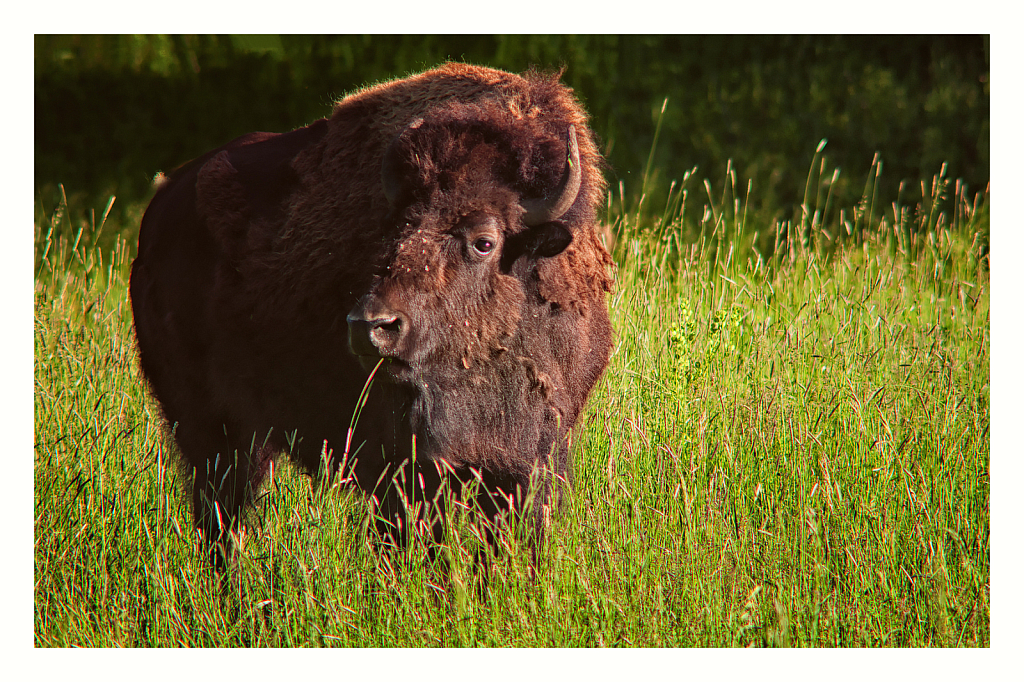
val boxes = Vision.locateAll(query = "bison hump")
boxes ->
[191,120,329,261]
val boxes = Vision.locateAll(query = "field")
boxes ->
[33,156,990,647]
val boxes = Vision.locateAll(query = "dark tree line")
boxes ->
[35,35,988,235]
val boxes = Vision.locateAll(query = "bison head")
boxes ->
[346,111,585,471]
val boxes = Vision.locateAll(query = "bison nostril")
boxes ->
[347,309,407,357]
[375,315,401,333]
[370,314,403,347]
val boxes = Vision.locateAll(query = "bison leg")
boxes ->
[470,465,559,573]
[371,457,448,560]
[177,423,275,571]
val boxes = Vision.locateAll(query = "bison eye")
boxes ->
[472,237,495,255]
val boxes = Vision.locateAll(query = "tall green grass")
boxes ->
[34,150,989,646]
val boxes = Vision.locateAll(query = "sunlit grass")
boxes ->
[33,151,989,646]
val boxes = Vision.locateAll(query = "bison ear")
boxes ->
[531,221,573,258]
[501,222,573,271]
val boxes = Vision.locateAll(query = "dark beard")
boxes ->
[400,357,567,484]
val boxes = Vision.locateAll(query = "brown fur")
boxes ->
[130,63,614,568]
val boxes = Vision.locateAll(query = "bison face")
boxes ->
[346,208,572,381]
[347,115,581,383]
[346,205,574,469]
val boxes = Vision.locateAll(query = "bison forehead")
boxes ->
[386,104,570,207]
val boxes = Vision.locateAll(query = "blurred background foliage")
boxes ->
[35,34,988,241]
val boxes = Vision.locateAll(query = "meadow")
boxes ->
[33,150,989,647]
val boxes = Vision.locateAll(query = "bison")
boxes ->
[129,63,614,568]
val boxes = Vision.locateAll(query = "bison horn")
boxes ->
[521,124,582,226]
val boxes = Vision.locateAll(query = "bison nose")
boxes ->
[347,305,408,358]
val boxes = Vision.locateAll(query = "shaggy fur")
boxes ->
[130,63,614,567]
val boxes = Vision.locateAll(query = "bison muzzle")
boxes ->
[129,63,614,569]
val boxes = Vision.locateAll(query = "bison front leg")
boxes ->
[370,457,449,563]
[470,454,564,575]
[183,428,275,571]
